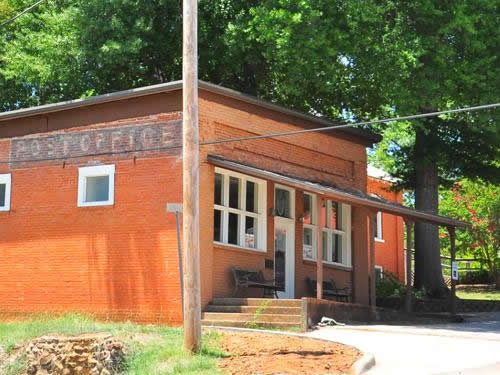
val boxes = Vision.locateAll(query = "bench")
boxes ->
[231,267,280,298]
[306,277,350,302]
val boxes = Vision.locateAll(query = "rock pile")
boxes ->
[24,333,125,375]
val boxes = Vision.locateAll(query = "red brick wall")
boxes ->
[0,112,184,324]
[199,91,371,306]
[0,87,375,324]
[367,177,405,282]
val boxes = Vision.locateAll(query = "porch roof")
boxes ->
[207,155,471,229]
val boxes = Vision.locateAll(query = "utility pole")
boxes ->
[182,0,201,353]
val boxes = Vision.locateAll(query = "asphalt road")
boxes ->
[307,312,500,375]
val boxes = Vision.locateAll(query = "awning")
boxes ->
[207,155,471,229]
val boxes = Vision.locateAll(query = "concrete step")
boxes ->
[205,305,302,315]
[201,319,301,330]
[211,298,302,307]
[202,312,301,324]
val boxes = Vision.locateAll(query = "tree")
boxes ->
[440,179,500,287]
[1,0,499,297]
[368,0,500,297]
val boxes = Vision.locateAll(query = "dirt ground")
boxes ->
[217,331,361,375]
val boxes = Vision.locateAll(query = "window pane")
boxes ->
[245,216,256,248]
[376,212,383,239]
[303,194,313,225]
[214,209,222,242]
[229,177,240,209]
[246,181,258,213]
[320,200,327,228]
[228,213,239,245]
[214,173,223,206]
[332,233,343,263]
[303,227,313,259]
[0,184,5,207]
[330,201,342,230]
[322,231,328,261]
[86,176,109,202]
[275,188,291,218]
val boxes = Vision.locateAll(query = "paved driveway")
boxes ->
[307,313,500,375]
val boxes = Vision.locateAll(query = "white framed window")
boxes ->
[78,165,115,207]
[303,192,317,260]
[320,200,351,267]
[0,174,12,212]
[375,211,384,242]
[375,265,384,281]
[214,168,267,251]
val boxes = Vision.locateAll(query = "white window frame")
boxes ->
[0,174,12,212]
[375,265,384,281]
[78,164,115,207]
[214,167,267,252]
[375,211,384,242]
[303,192,317,260]
[321,200,352,267]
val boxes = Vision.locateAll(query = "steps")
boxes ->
[201,298,303,330]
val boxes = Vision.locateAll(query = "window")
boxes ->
[274,186,294,218]
[0,174,12,211]
[213,168,267,251]
[78,165,115,207]
[375,266,384,281]
[375,211,384,241]
[303,192,317,260]
[321,200,351,267]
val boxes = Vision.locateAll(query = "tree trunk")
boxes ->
[413,126,448,298]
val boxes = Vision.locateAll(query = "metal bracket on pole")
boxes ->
[167,203,184,319]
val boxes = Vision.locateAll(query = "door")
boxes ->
[274,185,295,299]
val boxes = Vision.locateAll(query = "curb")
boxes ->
[203,326,376,374]
[350,352,376,375]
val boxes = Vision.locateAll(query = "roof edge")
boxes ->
[0,80,381,144]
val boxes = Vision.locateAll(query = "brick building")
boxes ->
[0,81,467,325]
[367,166,405,282]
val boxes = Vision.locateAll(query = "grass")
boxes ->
[0,314,228,375]
[456,285,500,301]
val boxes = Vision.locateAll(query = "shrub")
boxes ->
[376,273,402,298]
[376,272,424,299]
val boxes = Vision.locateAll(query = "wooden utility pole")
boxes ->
[448,226,457,317]
[182,0,201,353]
[405,220,414,313]
[316,197,323,299]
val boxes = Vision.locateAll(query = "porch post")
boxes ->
[404,220,414,313]
[369,211,376,307]
[448,226,457,316]
[316,197,323,299]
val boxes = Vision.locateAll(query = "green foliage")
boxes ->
[439,179,500,279]
[245,300,270,329]
[376,273,424,299]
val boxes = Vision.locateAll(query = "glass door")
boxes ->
[274,185,295,299]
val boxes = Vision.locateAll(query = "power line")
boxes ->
[0,0,48,29]
[0,101,498,165]
[201,102,500,146]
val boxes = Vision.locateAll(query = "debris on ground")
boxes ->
[23,333,125,375]
[317,317,346,327]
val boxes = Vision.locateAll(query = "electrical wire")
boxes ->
[0,102,498,164]
[201,102,500,146]
[0,0,48,29]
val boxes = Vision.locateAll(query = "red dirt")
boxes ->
[217,331,361,375]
